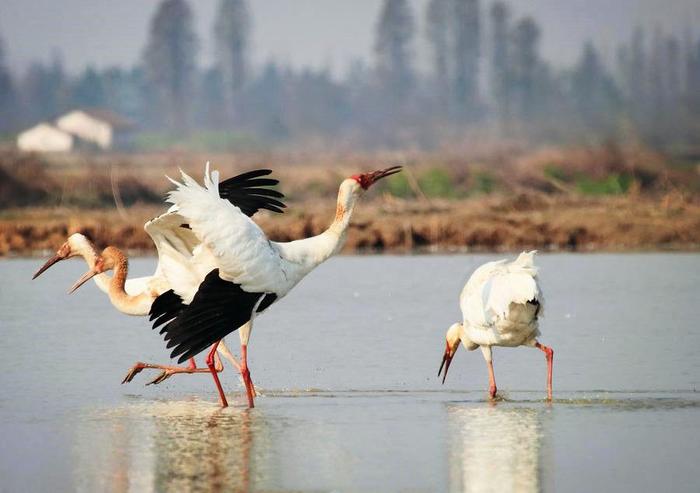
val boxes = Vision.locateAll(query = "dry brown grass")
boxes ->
[1,147,699,255]
[2,193,698,256]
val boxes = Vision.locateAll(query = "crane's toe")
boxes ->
[146,370,173,385]
[121,362,147,384]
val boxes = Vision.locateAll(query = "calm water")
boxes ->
[1,254,699,492]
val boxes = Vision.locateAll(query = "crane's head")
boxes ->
[68,246,123,294]
[349,165,403,192]
[33,233,94,280]
[438,323,464,384]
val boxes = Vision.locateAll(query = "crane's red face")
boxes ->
[351,165,402,190]
[32,242,73,280]
[438,339,460,384]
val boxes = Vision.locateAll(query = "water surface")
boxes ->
[1,254,699,492]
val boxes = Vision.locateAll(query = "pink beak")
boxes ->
[33,253,65,280]
[68,268,100,294]
[438,341,459,384]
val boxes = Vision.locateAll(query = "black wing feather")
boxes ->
[218,169,287,217]
[156,269,275,363]
[149,289,186,329]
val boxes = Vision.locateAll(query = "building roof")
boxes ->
[19,122,72,137]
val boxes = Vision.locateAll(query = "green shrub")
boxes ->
[575,173,632,195]
[543,165,569,182]
[473,171,496,194]
[418,168,454,198]
[385,173,411,198]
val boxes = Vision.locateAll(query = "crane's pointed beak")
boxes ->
[438,341,458,384]
[33,253,65,280]
[68,268,99,294]
[354,165,403,189]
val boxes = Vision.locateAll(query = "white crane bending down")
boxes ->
[33,169,287,393]
[148,163,402,408]
[438,251,554,400]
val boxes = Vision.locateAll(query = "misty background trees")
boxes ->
[2,0,700,151]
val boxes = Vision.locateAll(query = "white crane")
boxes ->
[438,251,554,400]
[33,169,287,398]
[149,163,402,408]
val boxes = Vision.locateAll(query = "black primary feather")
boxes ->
[149,289,186,329]
[156,269,277,363]
[218,169,287,216]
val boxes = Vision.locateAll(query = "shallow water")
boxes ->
[1,254,699,492]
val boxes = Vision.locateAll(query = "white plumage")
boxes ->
[439,251,554,400]
[461,251,543,347]
[164,163,348,301]
[32,166,294,397]
[166,164,291,296]
[157,162,402,407]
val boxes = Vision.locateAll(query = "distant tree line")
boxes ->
[1,0,700,150]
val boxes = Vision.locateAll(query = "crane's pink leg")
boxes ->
[240,344,255,408]
[535,342,554,400]
[122,353,221,385]
[206,341,228,408]
[486,360,498,399]
[122,356,223,385]
[216,341,257,397]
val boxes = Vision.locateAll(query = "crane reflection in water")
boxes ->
[447,404,552,493]
[71,401,267,492]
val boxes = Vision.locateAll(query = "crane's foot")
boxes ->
[489,385,498,400]
[121,358,221,385]
[145,367,212,386]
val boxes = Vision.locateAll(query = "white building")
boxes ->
[16,123,73,152]
[56,109,134,150]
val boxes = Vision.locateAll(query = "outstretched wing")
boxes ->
[218,169,286,216]
[144,208,201,290]
[166,164,288,293]
[155,269,277,363]
[149,288,186,329]
[152,165,289,361]
[144,168,286,300]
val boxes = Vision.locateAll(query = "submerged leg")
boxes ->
[218,340,257,398]
[481,346,497,399]
[534,341,554,400]
[206,341,228,408]
[240,344,255,408]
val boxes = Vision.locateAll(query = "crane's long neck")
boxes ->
[107,249,153,316]
[312,181,360,261]
[276,180,359,272]
[327,186,358,249]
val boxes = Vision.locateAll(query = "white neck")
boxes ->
[275,179,360,272]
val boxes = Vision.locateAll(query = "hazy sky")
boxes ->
[1,0,699,75]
